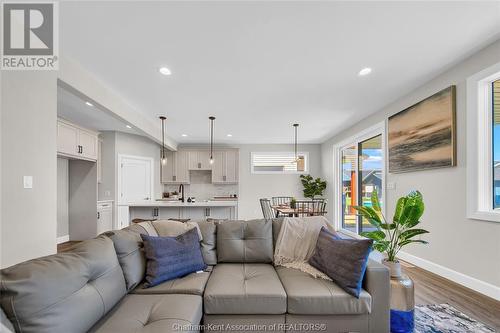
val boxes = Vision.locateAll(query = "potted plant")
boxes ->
[353,189,428,333]
[290,197,297,209]
[299,174,327,200]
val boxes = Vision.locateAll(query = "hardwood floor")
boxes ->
[57,241,80,253]
[57,242,499,330]
[401,260,500,330]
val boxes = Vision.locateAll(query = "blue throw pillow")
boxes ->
[309,227,373,298]
[141,228,207,287]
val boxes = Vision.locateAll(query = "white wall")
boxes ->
[321,40,500,292]
[57,158,69,238]
[98,131,116,201]
[237,144,322,220]
[1,71,57,268]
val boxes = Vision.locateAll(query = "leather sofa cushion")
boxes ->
[126,221,159,236]
[152,220,204,240]
[195,221,217,265]
[275,266,371,315]
[1,307,14,333]
[132,271,211,296]
[107,229,146,291]
[204,263,286,314]
[0,236,127,333]
[89,294,202,333]
[217,219,273,263]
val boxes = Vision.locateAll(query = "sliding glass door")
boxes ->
[340,134,383,234]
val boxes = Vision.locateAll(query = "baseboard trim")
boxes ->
[56,235,70,244]
[398,251,500,301]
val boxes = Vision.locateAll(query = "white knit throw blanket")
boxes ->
[274,216,334,280]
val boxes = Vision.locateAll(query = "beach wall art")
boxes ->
[388,86,456,173]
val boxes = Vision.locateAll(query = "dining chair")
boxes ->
[272,196,293,206]
[295,200,327,217]
[260,198,275,220]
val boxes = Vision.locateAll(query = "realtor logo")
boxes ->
[1,2,58,70]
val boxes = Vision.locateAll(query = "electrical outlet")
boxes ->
[23,176,33,189]
[105,190,111,197]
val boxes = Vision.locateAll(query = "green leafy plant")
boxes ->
[353,190,428,262]
[300,175,327,200]
[290,197,297,209]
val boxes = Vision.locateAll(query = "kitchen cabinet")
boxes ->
[212,149,239,183]
[188,150,212,170]
[57,119,98,161]
[97,201,113,235]
[161,150,189,184]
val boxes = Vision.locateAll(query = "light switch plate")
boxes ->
[23,176,33,189]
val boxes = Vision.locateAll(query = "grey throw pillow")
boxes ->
[309,227,372,298]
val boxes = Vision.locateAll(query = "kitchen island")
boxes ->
[117,200,238,228]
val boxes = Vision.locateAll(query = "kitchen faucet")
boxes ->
[178,184,185,203]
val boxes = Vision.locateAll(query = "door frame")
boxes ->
[332,121,386,237]
[117,154,155,204]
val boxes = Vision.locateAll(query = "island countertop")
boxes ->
[118,200,238,207]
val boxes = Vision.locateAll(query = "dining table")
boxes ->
[271,204,312,217]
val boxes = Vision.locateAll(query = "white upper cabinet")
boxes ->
[188,150,212,170]
[163,149,239,184]
[224,149,239,183]
[57,121,79,156]
[161,150,189,184]
[57,119,98,161]
[211,151,225,183]
[79,129,98,160]
[212,149,239,184]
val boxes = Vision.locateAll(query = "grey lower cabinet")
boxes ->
[128,205,237,222]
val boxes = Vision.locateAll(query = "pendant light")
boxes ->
[159,116,167,165]
[209,116,215,164]
[293,123,299,162]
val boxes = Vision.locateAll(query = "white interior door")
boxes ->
[119,155,154,203]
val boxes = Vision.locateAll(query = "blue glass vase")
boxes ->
[384,260,415,333]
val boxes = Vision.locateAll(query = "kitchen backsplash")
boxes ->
[163,170,238,201]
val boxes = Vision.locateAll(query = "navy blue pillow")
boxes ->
[309,227,373,298]
[141,228,207,287]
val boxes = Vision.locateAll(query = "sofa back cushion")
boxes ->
[0,236,127,333]
[107,229,146,291]
[217,219,273,263]
[195,221,217,265]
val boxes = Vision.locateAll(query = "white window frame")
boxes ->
[250,151,309,174]
[466,62,500,223]
[333,122,386,236]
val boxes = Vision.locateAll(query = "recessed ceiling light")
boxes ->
[226,134,233,137]
[159,67,172,76]
[85,101,93,107]
[126,125,132,129]
[358,67,372,76]
[181,134,188,137]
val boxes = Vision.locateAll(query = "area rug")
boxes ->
[415,303,496,333]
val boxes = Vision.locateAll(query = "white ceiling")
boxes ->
[60,1,500,144]
[58,85,140,135]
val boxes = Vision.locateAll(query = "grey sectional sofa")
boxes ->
[0,219,390,333]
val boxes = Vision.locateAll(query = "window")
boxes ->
[466,63,500,222]
[251,152,308,174]
[335,123,384,235]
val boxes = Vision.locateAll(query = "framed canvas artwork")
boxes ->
[388,86,456,173]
